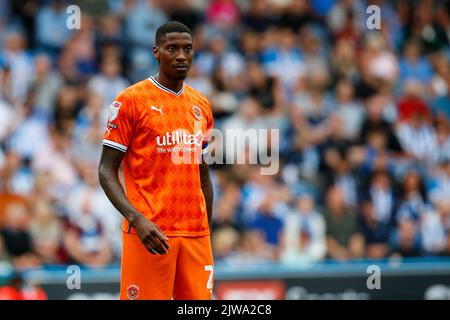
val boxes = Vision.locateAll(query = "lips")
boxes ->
[173,64,189,70]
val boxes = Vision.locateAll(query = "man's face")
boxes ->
[153,32,193,80]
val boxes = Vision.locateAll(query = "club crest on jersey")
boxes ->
[126,284,140,300]
[192,105,202,120]
[108,101,122,121]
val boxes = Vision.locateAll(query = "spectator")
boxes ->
[53,85,81,132]
[211,226,240,262]
[246,61,280,112]
[428,160,450,207]
[0,202,41,269]
[280,0,316,32]
[65,14,97,78]
[211,181,242,233]
[96,15,124,51]
[207,65,240,124]
[249,194,284,258]
[167,0,204,32]
[280,193,326,264]
[35,0,73,55]
[429,51,449,99]
[364,170,396,225]
[0,150,34,196]
[390,218,422,258]
[240,167,285,224]
[87,55,129,110]
[125,0,167,80]
[29,199,63,265]
[32,126,79,203]
[222,98,267,158]
[6,87,50,162]
[62,208,114,268]
[396,107,437,163]
[186,65,214,97]
[327,0,365,41]
[405,0,448,53]
[261,28,306,95]
[367,34,399,84]
[432,79,450,121]
[73,92,105,166]
[300,25,328,75]
[332,78,365,142]
[324,185,364,261]
[430,118,450,166]
[195,32,245,86]
[420,205,447,256]
[398,39,433,86]
[396,81,431,123]
[225,230,274,265]
[1,31,34,105]
[291,65,335,158]
[206,0,240,33]
[32,54,63,113]
[242,0,276,32]
[359,199,390,259]
[360,95,402,153]
[395,169,428,223]
[65,163,121,259]
[322,148,358,209]
[331,39,359,81]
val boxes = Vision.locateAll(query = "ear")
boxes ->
[153,45,159,61]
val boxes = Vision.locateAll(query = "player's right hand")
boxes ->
[131,215,170,255]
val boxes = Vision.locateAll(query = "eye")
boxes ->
[168,46,176,53]
[185,47,192,53]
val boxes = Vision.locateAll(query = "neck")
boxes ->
[155,72,184,93]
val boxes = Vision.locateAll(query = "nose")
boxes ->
[176,50,187,62]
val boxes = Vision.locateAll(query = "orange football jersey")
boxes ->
[102,76,214,237]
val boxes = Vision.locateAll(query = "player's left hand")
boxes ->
[132,214,170,255]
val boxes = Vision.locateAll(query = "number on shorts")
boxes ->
[204,265,214,290]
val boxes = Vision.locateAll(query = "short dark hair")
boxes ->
[155,21,192,45]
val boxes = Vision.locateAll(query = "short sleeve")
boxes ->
[102,92,135,152]
[202,100,214,155]
[206,100,214,131]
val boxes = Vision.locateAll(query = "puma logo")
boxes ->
[151,105,163,115]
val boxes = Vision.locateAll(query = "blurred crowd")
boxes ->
[0,0,450,272]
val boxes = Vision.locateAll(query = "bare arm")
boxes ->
[98,146,169,255]
[199,161,213,229]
